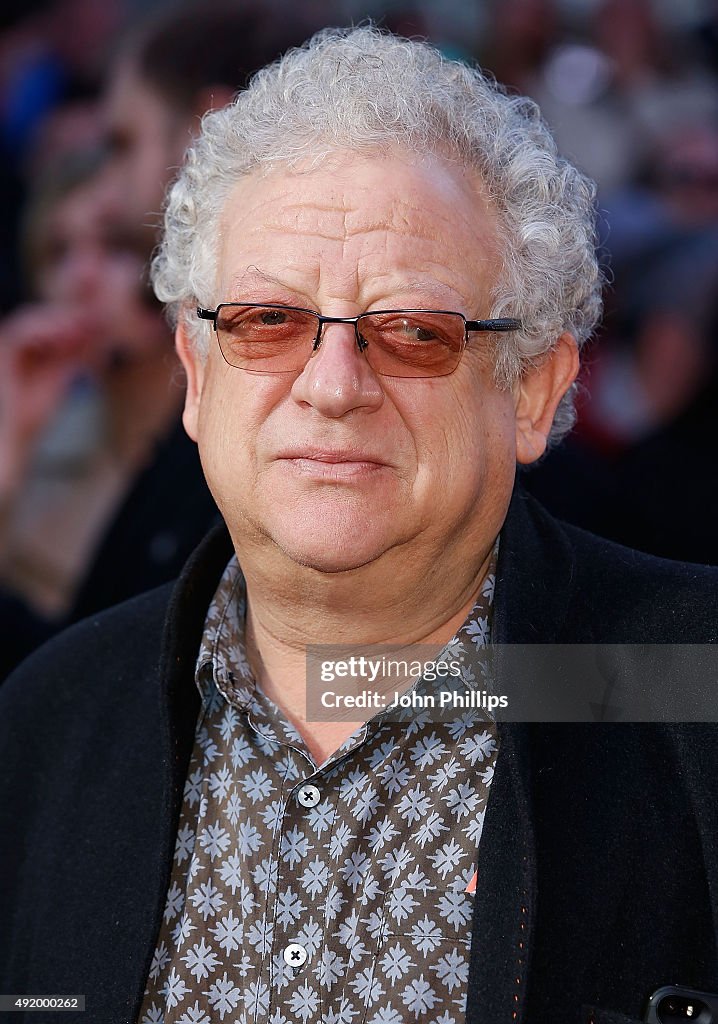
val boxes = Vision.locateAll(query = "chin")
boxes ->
[229,490,411,573]
[263,505,398,573]
[274,532,390,574]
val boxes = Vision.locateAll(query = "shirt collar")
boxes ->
[195,542,499,712]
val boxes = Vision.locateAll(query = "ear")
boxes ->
[514,332,580,464]
[175,317,207,443]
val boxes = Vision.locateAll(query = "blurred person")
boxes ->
[0,0,128,311]
[484,0,644,192]
[486,0,557,95]
[0,0,126,156]
[587,121,718,564]
[652,121,718,227]
[0,147,217,678]
[592,0,718,146]
[101,2,316,251]
[559,120,718,452]
[0,4,317,677]
[1,28,717,1024]
[526,119,718,564]
[485,0,718,194]
[0,149,180,619]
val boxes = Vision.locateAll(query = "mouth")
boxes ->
[276,446,389,465]
[275,447,391,479]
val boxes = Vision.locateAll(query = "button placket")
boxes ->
[265,775,325,1020]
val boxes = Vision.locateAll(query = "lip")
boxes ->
[274,447,393,481]
[275,447,390,466]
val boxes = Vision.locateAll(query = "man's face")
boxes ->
[180,151,572,575]
[101,60,187,243]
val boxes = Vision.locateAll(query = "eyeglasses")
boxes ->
[197,302,522,379]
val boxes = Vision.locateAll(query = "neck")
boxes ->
[240,534,495,764]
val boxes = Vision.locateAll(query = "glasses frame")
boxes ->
[196,302,522,377]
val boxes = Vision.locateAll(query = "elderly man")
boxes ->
[1,27,717,1024]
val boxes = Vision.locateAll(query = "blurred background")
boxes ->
[0,0,716,678]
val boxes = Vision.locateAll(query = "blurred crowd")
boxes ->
[0,0,716,679]
[481,0,718,570]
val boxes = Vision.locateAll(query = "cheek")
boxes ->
[472,393,519,487]
[197,377,246,472]
[195,371,286,491]
[480,391,518,452]
[443,395,518,534]
[450,407,513,489]
[407,377,516,486]
[195,393,251,517]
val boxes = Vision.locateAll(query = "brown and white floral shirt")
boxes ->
[137,552,499,1024]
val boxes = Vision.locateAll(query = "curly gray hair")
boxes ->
[152,25,602,443]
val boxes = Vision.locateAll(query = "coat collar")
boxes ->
[494,484,576,646]
[159,519,233,846]
[133,523,233,1022]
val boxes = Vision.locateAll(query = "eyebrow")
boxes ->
[227,267,293,296]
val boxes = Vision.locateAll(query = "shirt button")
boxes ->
[283,943,308,967]
[297,783,321,808]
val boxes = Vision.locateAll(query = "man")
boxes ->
[1,27,717,1024]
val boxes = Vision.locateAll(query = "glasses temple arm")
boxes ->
[197,307,217,326]
[466,317,522,332]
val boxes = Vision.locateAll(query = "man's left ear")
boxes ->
[514,332,580,465]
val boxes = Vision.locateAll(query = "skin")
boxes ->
[177,149,578,761]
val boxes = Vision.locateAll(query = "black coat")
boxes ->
[1,489,717,1024]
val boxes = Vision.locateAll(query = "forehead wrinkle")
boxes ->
[258,217,443,249]
[258,192,450,246]
[344,194,452,244]
[221,168,500,310]
[256,199,352,243]
[359,270,473,306]
[352,241,493,309]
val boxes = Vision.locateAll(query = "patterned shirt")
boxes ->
[138,552,499,1024]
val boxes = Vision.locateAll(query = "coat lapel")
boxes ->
[466,485,576,1023]
[465,720,535,1024]
[130,524,233,1023]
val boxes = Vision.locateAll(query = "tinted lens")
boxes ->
[215,304,318,371]
[358,311,465,377]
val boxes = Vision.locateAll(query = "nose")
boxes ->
[290,321,384,417]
